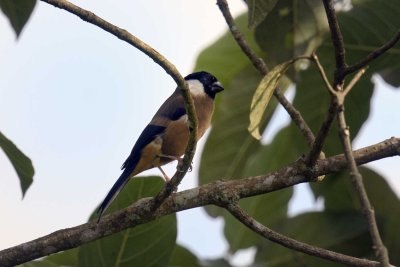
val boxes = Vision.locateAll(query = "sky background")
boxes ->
[0,0,399,265]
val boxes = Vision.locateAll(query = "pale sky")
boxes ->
[0,0,398,264]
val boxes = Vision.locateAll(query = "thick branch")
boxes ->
[0,138,398,266]
[226,204,390,267]
[40,0,198,207]
[216,0,315,147]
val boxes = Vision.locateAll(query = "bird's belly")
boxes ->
[131,137,163,176]
[161,119,189,161]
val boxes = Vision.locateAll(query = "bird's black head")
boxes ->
[185,71,224,99]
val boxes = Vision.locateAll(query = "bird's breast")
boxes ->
[160,95,214,163]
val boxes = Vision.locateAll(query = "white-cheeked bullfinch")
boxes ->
[97,71,224,220]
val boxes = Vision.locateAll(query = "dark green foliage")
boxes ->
[0,131,34,197]
[0,0,36,37]
[196,0,400,265]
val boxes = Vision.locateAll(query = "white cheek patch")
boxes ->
[187,79,205,96]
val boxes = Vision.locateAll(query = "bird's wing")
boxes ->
[149,89,186,126]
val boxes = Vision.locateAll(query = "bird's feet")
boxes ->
[158,166,171,182]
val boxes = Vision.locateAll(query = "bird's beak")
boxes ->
[211,81,224,93]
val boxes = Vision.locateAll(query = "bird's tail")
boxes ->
[97,169,131,222]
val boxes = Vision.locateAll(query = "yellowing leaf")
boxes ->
[248,60,293,140]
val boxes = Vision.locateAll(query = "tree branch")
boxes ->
[0,138,398,266]
[305,0,349,167]
[337,105,390,266]
[225,204,392,267]
[322,0,347,80]
[344,31,400,77]
[40,0,198,208]
[216,0,316,147]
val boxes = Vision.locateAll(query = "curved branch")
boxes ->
[0,137,399,266]
[40,0,198,206]
[226,204,392,267]
[344,31,400,76]
[322,0,347,80]
[337,109,390,266]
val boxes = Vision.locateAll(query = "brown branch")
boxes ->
[319,2,392,263]
[315,3,393,260]
[216,0,315,147]
[0,138,399,266]
[305,99,338,166]
[225,204,391,267]
[306,0,349,167]
[39,0,198,208]
[344,31,400,76]
[322,0,347,81]
[343,68,366,96]
[311,52,335,95]
[337,106,391,266]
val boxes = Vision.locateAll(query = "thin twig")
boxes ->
[344,31,400,76]
[305,100,337,166]
[306,0,349,166]
[311,4,391,264]
[0,137,398,266]
[311,52,336,95]
[216,0,315,147]
[40,0,198,208]
[343,68,366,96]
[225,204,391,267]
[337,106,391,266]
[322,0,347,81]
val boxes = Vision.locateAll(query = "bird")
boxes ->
[97,71,224,221]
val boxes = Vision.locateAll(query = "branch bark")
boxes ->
[0,138,399,266]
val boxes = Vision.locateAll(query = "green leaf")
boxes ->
[254,0,329,67]
[195,14,264,87]
[225,189,292,252]
[202,259,233,267]
[18,262,58,267]
[42,248,78,267]
[196,0,400,260]
[248,60,295,140]
[18,249,78,267]
[0,0,36,37]
[168,245,201,267]
[254,212,370,267]
[314,167,400,265]
[198,67,277,216]
[247,0,279,29]
[0,131,34,197]
[336,0,400,87]
[79,176,177,267]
